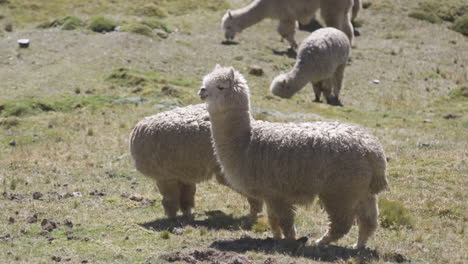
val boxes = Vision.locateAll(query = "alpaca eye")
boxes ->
[217,86,224,90]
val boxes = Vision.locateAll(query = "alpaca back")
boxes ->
[129,104,218,183]
[295,28,350,82]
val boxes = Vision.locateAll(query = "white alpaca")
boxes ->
[270,27,350,106]
[221,0,354,48]
[129,104,262,219]
[199,66,388,248]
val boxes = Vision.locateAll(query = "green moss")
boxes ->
[379,198,414,228]
[451,14,468,35]
[88,16,118,33]
[122,23,153,37]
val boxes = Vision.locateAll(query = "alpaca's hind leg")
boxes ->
[330,64,346,106]
[156,180,181,219]
[316,194,356,246]
[266,200,296,240]
[277,19,297,49]
[247,197,263,219]
[354,195,378,249]
[321,0,354,45]
[312,81,323,102]
[351,0,362,23]
[179,182,196,217]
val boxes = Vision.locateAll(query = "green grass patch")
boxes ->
[132,3,167,18]
[0,95,114,117]
[409,11,443,24]
[37,16,84,30]
[121,23,153,37]
[449,86,468,99]
[88,16,118,33]
[451,14,468,35]
[379,198,414,229]
[106,68,196,89]
[142,18,171,32]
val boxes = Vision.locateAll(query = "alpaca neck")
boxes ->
[209,109,252,167]
[287,67,310,89]
[233,0,270,31]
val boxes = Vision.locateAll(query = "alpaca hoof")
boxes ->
[313,99,322,103]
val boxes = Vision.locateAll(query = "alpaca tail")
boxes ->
[369,152,388,194]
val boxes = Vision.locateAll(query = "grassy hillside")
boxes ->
[0,0,467,263]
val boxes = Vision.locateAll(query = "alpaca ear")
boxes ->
[214,64,221,70]
[228,67,235,81]
[228,10,233,19]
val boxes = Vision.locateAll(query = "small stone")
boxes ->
[129,194,143,202]
[4,23,13,32]
[52,256,62,262]
[9,140,16,146]
[443,114,459,119]
[8,217,15,224]
[41,219,58,232]
[423,119,432,123]
[372,79,380,84]
[26,214,38,223]
[32,192,43,200]
[64,219,73,228]
[248,65,264,76]
[154,29,168,39]
[72,192,82,197]
[114,26,121,32]
[419,143,431,147]
[18,39,30,48]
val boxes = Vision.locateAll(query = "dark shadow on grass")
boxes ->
[272,48,297,59]
[139,210,254,232]
[210,236,409,263]
[221,40,239,45]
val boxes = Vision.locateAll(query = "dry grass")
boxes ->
[1,0,467,263]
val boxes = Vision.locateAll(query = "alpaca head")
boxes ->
[221,10,240,40]
[199,65,250,113]
[269,73,296,99]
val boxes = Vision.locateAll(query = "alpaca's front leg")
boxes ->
[266,199,296,239]
[277,20,297,50]
[247,197,263,220]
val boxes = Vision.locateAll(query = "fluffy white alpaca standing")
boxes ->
[270,27,350,106]
[130,104,262,219]
[221,0,355,48]
[199,66,388,248]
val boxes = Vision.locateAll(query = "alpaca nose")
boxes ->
[198,87,206,95]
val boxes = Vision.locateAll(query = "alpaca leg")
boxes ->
[351,0,362,23]
[321,1,354,45]
[266,200,296,239]
[277,19,297,49]
[247,197,263,219]
[266,209,282,239]
[316,194,356,246]
[354,195,378,249]
[321,79,335,105]
[179,182,196,217]
[312,81,323,102]
[330,64,346,106]
[156,180,181,219]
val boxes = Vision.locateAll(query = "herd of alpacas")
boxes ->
[130,0,388,250]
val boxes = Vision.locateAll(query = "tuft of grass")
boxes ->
[362,1,372,9]
[88,16,118,33]
[142,18,171,33]
[451,14,468,35]
[409,11,443,24]
[449,86,468,99]
[121,23,153,37]
[133,3,167,18]
[379,198,414,228]
[61,16,84,30]
[252,218,269,233]
[160,231,170,240]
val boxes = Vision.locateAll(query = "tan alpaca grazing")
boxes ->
[221,0,355,49]
[199,65,388,248]
[129,104,263,219]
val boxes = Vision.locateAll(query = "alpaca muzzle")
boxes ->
[198,87,208,100]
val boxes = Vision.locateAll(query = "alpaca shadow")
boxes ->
[298,19,323,32]
[139,210,254,232]
[210,236,386,263]
[272,48,297,59]
[221,40,240,45]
